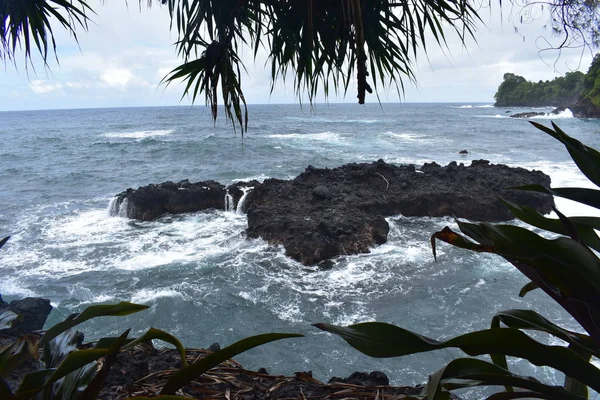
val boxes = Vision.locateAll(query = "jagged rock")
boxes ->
[509,111,545,118]
[0,297,52,336]
[244,160,552,264]
[113,160,553,265]
[571,97,600,118]
[458,149,468,154]
[329,371,390,386]
[111,180,226,221]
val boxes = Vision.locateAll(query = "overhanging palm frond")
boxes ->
[160,0,481,134]
[0,0,93,65]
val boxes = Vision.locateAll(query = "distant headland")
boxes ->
[494,54,600,118]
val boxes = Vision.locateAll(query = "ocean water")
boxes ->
[1,103,599,397]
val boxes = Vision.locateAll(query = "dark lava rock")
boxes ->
[571,97,600,118]
[245,160,552,265]
[458,149,468,154]
[111,180,227,221]
[0,297,52,336]
[509,111,545,118]
[329,371,390,386]
[114,160,552,265]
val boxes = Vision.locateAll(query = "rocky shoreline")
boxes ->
[111,159,553,265]
[1,296,457,399]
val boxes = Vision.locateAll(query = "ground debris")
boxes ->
[98,344,434,400]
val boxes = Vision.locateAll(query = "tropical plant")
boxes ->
[316,122,600,399]
[3,0,600,132]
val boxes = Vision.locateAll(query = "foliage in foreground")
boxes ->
[0,263,301,400]
[317,122,600,399]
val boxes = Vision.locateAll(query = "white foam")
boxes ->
[383,132,429,141]
[268,132,341,141]
[101,129,174,139]
[0,277,37,298]
[515,160,599,217]
[130,288,184,304]
[450,105,494,109]
[530,108,574,119]
[232,174,270,183]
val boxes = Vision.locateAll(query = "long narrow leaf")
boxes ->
[40,302,148,348]
[161,333,302,394]
[314,322,600,391]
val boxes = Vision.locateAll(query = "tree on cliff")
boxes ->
[493,70,585,107]
[2,0,600,131]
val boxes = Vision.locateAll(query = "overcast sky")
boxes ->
[0,1,595,111]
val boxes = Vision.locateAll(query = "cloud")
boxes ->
[29,80,63,94]
[100,67,134,87]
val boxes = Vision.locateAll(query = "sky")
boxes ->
[0,1,596,111]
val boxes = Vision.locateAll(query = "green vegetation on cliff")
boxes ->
[494,71,585,107]
[579,54,600,108]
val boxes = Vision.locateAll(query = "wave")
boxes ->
[530,108,574,119]
[383,132,431,142]
[450,105,494,109]
[100,129,174,139]
[130,288,186,304]
[285,116,382,123]
[268,131,342,141]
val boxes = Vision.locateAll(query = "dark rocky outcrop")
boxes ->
[329,371,390,386]
[111,180,227,221]
[0,297,52,336]
[509,111,545,118]
[571,97,600,118]
[113,160,553,265]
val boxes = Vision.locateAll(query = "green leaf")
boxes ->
[314,322,600,391]
[14,348,109,399]
[123,327,188,367]
[514,185,600,210]
[14,370,53,399]
[426,358,583,400]
[40,302,149,348]
[500,199,600,252]
[492,310,598,358]
[160,332,303,394]
[0,311,22,331]
[530,122,600,188]
[80,329,130,399]
[0,336,39,379]
[433,222,600,344]
[518,281,539,297]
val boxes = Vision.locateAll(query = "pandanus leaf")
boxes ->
[314,322,600,392]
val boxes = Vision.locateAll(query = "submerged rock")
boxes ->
[113,160,553,265]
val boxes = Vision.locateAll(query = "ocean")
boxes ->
[1,103,598,397]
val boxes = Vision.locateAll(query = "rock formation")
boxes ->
[111,160,553,265]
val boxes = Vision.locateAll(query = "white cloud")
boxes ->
[100,67,134,87]
[1,0,596,110]
[29,80,63,94]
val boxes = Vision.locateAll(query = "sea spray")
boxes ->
[107,197,130,217]
[225,189,235,212]
[236,187,254,214]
